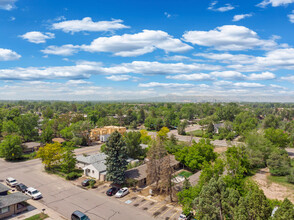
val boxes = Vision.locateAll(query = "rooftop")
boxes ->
[125,155,179,181]
[76,153,107,165]
[0,183,10,193]
[0,192,30,209]
[22,142,40,149]
[84,161,107,172]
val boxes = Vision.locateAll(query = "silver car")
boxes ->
[6,177,18,187]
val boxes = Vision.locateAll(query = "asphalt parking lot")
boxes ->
[96,185,182,220]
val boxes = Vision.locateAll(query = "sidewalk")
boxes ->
[28,199,66,220]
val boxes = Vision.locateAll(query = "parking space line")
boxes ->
[149,203,165,213]
[137,200,149,208]
[159,206,172,217]
[169,209,181,219]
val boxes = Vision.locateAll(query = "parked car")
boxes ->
[178,212,193,220]
[115,187,129,198]
[25,187,42,200]
[106,187,120,196]
[6,177,18,187]
[16,183,28,193]
[81,179,90,187]
[71,210,90,220]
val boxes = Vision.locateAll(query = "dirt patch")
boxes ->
[214,146,227,154]
[253,168,294,203]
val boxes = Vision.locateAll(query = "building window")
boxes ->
[17,202,26,210]
[0,206,10,214]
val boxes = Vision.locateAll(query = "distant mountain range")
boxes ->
[123,95,294,103]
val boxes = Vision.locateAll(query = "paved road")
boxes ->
[0,150,153,220]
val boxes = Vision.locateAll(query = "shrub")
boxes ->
[65,172,81,180]
[89,179,96,188]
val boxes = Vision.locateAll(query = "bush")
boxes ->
[89,179,96,188]
[65,172,81,180]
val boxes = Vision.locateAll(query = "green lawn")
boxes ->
[187,130,204,137]
[25,213,49,220]
[267,175,294,190]
[178,170,193,178]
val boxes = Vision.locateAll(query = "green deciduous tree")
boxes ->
[267,149,291,176]
[176,139,217,172]
[264,128,289,148]
[273,198,294,219]
[60,147,77,173]
[105,131,128,185]
[36,142,62,170]
[0,135,23,160]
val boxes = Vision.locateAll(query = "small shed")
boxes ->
[22,142,41,153]
[52,138,66,144]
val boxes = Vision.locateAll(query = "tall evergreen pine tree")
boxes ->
[105,131,128,185]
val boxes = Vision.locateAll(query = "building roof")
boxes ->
[52,138,66,143]
[76,153,107,165]
[188,171,201,186]
[0,183,10,193]
[83,161,107,172]
[0,192,30,209]
[22,142,40,149]
[125,163,147,181]
[125,155,180,181]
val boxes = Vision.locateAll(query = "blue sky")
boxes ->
[0,0,294,100]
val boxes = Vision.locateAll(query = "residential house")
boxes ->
[214,123,224,134]
[0,183,30,219]
[76,153,108,181]
[83,161,107,181]
[125,155,180,187]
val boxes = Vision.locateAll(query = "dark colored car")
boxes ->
[71,210,90,220]
[81,179,90,187]
[16,183,28,193]
[106,187,119,196]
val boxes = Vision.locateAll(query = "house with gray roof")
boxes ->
[76,153,107,169]
[83,161,107,181]
[0,183,30,219]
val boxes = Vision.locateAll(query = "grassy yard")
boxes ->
[267,175,294,190]
[25,213,49,220]
[187,130,204,137]
[178,170,193,178]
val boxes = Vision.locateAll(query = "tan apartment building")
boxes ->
[90,126,126,142]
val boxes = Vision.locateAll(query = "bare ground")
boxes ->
[252,168,294,203]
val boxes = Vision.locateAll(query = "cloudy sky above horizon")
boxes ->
[1,0,294,100]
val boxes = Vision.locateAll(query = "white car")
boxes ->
[115,187,129,198]
[25,187,42,200]
[6,177,18,187]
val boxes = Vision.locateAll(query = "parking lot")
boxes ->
[95,185,182,220]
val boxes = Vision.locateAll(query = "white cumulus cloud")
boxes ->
[106,75,132,81]
[20,31,55,44]
[166,73,213,81]
[208,1,235,12]
[258,0,294,7]
[41,44,80,56]
[288,11,294,23]
[247,72,276,80]
[0,0,16,10]
[139,82,194,88]
[233,14,253,22]
[183,25,277,51]
[52,17,129,33]
[0,48,21,61]
[80,30,193,57]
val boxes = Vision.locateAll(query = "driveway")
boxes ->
[0,157,152,220]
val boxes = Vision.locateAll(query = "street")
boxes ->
[0,146,154,220]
